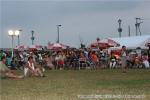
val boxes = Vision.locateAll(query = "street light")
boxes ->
[8,30,20,58]
[57,25,62,43]
[17,30,22,46]
[118,19,122,38]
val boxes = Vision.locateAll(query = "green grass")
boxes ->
[0,69,150,100]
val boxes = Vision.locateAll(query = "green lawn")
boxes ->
[0,69,150,100]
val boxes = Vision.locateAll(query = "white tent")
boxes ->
[109,35,150,49]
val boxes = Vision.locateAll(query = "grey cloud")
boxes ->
[1,0,150,48]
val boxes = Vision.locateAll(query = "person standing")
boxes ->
[121,46,127,73]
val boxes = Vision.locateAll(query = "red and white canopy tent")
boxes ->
[29,45,43,50]
[88,38,120,49]
[15,45,43,51]
[48,43,68,50]
[107,38,120,47]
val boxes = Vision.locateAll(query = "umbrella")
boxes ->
[29,45,43,50]
[89,42,108,49]
[89,39,120,50]
[107,39,120,47]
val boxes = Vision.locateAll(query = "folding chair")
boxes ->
[78,58,87,70]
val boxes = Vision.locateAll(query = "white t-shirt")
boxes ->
[122,51,127,57]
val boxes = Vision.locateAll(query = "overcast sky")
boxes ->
[1,0,150,48]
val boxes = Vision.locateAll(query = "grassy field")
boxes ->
[0,69,150,100]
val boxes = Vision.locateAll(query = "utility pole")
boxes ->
[31,30,35,45]
[135,18,143,36]
[18,30,22,46]
[57,25,62,43]
[128,25,131,37]
[118,19,122,38]
[135,18,138,36]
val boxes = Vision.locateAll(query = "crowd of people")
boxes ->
[0,46,150,79]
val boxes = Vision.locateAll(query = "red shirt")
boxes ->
[91,54,98,63]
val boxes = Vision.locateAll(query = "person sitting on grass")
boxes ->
[0,56,23,79]
[24,56,45,77]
